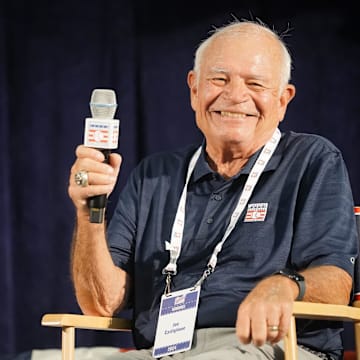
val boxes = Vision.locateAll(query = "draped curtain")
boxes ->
[0,0,358,355]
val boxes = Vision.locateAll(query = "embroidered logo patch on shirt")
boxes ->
[244,203,268,222]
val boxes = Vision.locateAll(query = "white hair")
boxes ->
[193,20,292,90]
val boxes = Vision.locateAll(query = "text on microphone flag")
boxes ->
[84,118,119,149]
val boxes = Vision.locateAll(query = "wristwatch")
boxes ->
[273,268,305,301]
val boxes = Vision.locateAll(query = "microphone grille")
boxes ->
[90,89,117,119]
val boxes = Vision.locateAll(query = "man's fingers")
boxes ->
[75,145,105,161]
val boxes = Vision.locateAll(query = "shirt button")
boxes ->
[213,194,222,201]
[206,218,214,224]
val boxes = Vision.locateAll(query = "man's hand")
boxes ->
[235,265,352,347]
[68,145,122,216]
[235,275,298,346]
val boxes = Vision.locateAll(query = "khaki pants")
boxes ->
[107,328,326,360]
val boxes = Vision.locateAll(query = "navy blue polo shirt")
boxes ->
[107,130,358,358]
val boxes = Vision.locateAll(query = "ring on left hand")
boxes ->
[268,325,279,332]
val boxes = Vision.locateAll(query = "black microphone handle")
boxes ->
[87,149,111,223]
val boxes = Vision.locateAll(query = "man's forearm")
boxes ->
[301,265,352,304]
[71,215,129,316]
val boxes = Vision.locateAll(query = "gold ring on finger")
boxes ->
[268,325,279,332]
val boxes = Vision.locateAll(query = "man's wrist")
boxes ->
[273,268,305,301]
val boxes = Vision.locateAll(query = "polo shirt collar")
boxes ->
[192,134,284,182]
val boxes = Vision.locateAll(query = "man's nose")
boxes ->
[223,79,249,102]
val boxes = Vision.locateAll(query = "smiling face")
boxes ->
[188,24,296,157]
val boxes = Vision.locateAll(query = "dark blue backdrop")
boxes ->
[1,0,359,356]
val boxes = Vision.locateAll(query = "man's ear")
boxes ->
[187,70,198,111]
[278,83,296,122]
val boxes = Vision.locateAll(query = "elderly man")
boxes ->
[69,20,358,359]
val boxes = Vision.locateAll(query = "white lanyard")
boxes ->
[163,128,281,292]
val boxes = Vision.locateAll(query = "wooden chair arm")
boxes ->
[293,301,360,321]
[41,313,132,331]
[285,301,360,360]
[41,313,132,360]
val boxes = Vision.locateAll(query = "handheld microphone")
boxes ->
[83,89,120,223]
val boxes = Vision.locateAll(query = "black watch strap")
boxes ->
[273,268,305,301]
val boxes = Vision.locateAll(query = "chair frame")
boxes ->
[41,301,360,360]
[41,314,132,360]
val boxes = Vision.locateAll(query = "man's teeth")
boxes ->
[220,111,247,118]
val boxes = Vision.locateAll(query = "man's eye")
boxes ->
[248,82,264,88]
[211,78,227,85]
